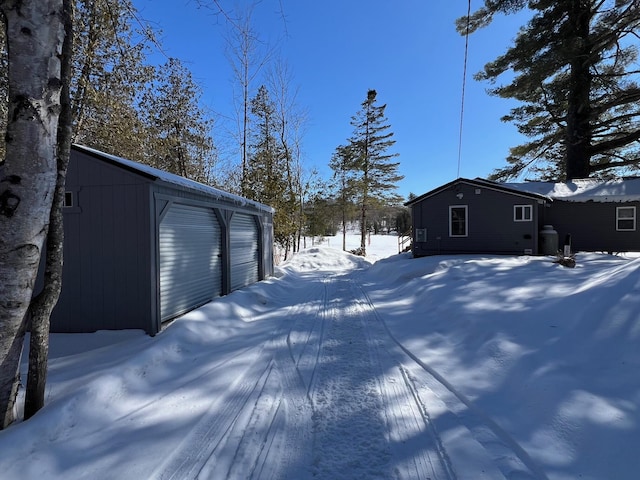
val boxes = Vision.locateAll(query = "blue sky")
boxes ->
[133,0,531,200]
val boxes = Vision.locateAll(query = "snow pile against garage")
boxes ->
[0,241,638,480]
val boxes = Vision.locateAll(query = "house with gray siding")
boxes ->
[507,178,640,253]
[41,144,274,335]
[406,177,640,257]
[406,178,548,256]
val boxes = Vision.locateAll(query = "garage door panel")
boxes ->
[230,213,259,291]
[159,203,222,321]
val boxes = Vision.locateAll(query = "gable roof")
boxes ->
[404,177,548,206]
[72,144,274,213]
[406,176,640,206]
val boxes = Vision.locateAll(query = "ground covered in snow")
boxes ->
[1,234,638,479]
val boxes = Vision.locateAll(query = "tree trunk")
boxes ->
[360,199,367,252]
[341,188,347,251]
[24,0,73,420]
[565,0,592,181]
[0,0,65,429]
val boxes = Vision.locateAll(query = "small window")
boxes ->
[449,205,468,237]
[514,205,532,222]
[415,228,427,242]
[64,191,74,208]
[617,206,636,231]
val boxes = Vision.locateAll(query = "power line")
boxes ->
[457,0,472,178]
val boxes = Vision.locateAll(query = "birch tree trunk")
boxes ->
[24,0,72,420]
[0,0,64,429]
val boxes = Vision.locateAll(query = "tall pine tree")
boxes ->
[142,58,216,183]
[247,85,296,249]
[346,89,402,254]
[459,1,640,181]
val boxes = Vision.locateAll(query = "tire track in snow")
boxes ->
[347,278,455,480]
[153,276,327,480]
[195,359,285,479]
[286,275,331,398]
[153,351,278,480]
[353,277,549,480]
[308,275,394,480]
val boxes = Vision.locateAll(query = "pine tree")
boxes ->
[346,89,403,254]
[142,58,216,183]
[70,0,154,161]
[329,144,358,251]
[460,1,640,181]
[247,85,296,248]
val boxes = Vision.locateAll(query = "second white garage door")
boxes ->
[229,213,259,291]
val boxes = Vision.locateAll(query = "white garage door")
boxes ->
[159,203,222,321]
[230,213,259,291]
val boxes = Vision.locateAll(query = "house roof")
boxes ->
[404,177,548,206]
[406,176,640,206]
[72,144,275,214]
[505,177,640,203]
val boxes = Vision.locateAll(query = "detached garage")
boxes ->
[46,144,274,335]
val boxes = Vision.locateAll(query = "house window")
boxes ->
[514,205,532,222]
[617,206,636,231]
[64,191,74,208]
[449,205,468,237]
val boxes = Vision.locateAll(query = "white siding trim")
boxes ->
[449,205,468,237]
[616,206,636,231]
[514,204,533,222]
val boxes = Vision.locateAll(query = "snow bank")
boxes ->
[0,237,638,480]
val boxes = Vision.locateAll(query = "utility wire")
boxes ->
[457,0,472,178]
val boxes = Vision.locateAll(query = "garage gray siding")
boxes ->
[51,150,154,332]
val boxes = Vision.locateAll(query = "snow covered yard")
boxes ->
[0,235,639,479]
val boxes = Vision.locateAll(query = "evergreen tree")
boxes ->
[142,58,216,183]
[346,89,403,254]
[304,195,338,238]
[70,0,154,161]
[329,144,358,251]
[459,1,640,180]
[247,85,296,248]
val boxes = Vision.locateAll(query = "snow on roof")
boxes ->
[505,177,640,202]
[74,144,274,213]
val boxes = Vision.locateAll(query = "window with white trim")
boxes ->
[616,206,636,231]
[449,205,468,237]
[514,204,532,222]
